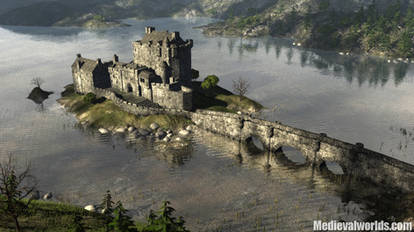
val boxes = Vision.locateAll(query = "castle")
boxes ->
[71,27,193,110]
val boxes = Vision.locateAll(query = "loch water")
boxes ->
[1,17,414,231]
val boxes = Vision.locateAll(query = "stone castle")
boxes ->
[71,27,193,110]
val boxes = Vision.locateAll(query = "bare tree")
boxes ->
[232,77,250,99]
[0,154,37,232]
[31,77,44,88]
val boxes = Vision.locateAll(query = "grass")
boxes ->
[215,94,263,113]
[0,200,107,232]
[192,81,263,113]
[58,85,191,130]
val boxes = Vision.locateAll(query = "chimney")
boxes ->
[172,31,180,40]
[76,53,81,58]
[113,54,119,63]
[96,58,102,64]
[145,26,155,34]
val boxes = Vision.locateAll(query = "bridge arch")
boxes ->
[244,135,267,154]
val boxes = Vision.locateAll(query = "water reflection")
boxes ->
[192,129,414,231]
[221,36,412,87]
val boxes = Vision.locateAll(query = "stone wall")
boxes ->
[92,88,190,117]
[73,71,94,94]
[151,83,192,111]
[190,109,414,193]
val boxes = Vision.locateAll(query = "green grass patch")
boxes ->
[192,81,263,113]
[216,94,263,113]
[0,200,106,232]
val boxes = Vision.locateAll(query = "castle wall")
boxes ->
[151,83,192,111]
[108,66,139,95]
[72,69,94,94]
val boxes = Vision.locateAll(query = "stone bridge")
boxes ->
[191,110,414,193]
[91,87,414,192]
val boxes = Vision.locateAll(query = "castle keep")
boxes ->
[71,27,193,110]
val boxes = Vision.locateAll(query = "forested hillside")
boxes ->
[1,0,413,57]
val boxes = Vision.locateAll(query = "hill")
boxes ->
[1,0,414,57]
[200,0,414,58]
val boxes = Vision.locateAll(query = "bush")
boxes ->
[201,75,219,89]
[83,93,97,104]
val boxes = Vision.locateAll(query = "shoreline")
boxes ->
[197,21,414,61]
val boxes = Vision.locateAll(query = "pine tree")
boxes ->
[101,190,114,215]
[139,201,189,232]
[101,190,115,231]
[109,201,135,232]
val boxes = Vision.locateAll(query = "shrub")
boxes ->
[83,93,97,104]
[201,75,219,89]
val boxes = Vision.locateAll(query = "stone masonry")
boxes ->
[71,27,193,110]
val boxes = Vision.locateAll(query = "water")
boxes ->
[0,17,413,231]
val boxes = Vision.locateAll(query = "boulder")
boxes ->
[167,133,173,138]
[150,123,160,130]
[114,127,126,133]
[155,131,167,139]
[98,128,109,134]
[178,130,190,137]
[138,128,150,136]
[185,125,192,131]
[84,205,96,212]
[163,137,171,142]
[43,192,53,200]
[166,129,173,134]
[127,126,135,132]
[132,131,140,138]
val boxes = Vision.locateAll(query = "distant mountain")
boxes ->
[1,0,414,57]
[0,0,197,26]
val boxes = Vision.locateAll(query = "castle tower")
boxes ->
[132,27,193,85]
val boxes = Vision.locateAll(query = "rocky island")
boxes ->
[59,27,262,145]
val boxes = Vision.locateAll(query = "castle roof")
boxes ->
[71,57,100,73]
[139,30,185,45]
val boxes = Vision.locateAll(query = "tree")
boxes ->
[232,77,250,98]
[201,75,219,89]
[31,77,44,88]
[0,154,37,232]
[109,201,135,232]
[139,201,189,232]
[100,190,115,231]
[101,190,114,215]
